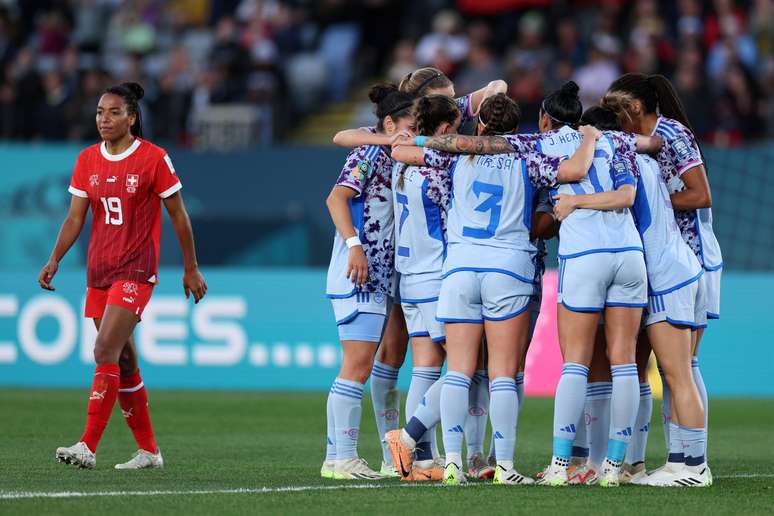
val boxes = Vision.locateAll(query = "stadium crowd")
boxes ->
[0,0,772,145]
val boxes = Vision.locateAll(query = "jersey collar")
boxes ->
[100,138,141,161]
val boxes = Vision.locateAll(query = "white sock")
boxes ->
[515,372,525,412]
[465,369,488,459]
[587,382,612,467]
[606,364,639,465]
[691,357,709,458]
[680,425,707,468]
[331,378,364,460]
[490,377,518,468]
[440,372,471,460]
[625,383,652,465]
[552,363,589,462]
[405,367,441,462]
[325,387,336,461]
[370,361,400,463]
[668,421,685,465]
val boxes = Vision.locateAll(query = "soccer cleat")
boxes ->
[468,452,495,479]
[568,462,598,485]
[635,462,684,485]
[493,465,535,485]
[536,465,568,486]
[404,459,443,481]
[645,464,712,487]
[379,461,399,478]
[320,460,336,479]
[598,461,621,487]
[332,458,384,480]
[619,462,646,484]
[384,429,414,479]
[55,442,96,469]
[442,462,467,486]
[115,449,164,470]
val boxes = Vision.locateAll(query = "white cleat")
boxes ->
[536,465,568,486]
[646,464,712,487]
[493,465,535,485]
[598,461,621,487]
[636,462,685,485]
[115,449,164,470]
[332,458,384,480]
[55,442,96,469]
[619,462,647,484]
[320,460,336,479]
[379,461,399,478]
[568,462,598,485]
[442,461,468,486]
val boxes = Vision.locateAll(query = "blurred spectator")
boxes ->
[415,10,469,74]
[573,34,621,109]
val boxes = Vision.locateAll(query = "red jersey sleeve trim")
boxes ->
[158,181,182,198]
[68,185,88,198]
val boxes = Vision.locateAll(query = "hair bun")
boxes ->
[122,82,145,100]
[560,81,579,97]
[368,83,399,104]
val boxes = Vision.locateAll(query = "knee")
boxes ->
[92,340,113,365]
[606,347,635,366]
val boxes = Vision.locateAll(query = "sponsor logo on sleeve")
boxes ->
[670,137,692,161]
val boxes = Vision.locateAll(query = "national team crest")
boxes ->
[122,281,139,295]
[89,174,99,187]
[671,137,691,161]
[126,174,139,193]
[353,160,371,184]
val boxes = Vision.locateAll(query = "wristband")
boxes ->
[345,236,362,249]
[414,136,428,147]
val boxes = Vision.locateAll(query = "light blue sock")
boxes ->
[370,361,400,464]
[440,372,471,460]
[571,386,590,460]
[405,367,441,459]
[552,363,589,466]
[515,372,525,411]
[680,425,707,466]
[659,366,672,455]
[325,387,336,461]
[331,378,364,460]
[606,364,639,465]
[668,421,685,464]
[490,377,518,469]
[692,357,709,457]
[625,383,653,465]
[587,382,612,466]
[465,369,488,460]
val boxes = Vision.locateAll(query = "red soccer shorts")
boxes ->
[85,280,154,320]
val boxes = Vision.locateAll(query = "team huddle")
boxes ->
[322,67,721,488]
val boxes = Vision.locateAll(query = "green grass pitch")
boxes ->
[0,390,772,515]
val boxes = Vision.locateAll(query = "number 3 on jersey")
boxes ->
[100,196,123,225]
[462,181,503,239]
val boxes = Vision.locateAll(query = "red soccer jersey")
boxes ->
[68,138,182,288]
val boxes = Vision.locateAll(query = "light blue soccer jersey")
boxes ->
[424,148,560,283]
[631,154,703,294]
[326,144,395,298]
[519,126,643,258]
[652,116,722,271]
[392,163,451,277]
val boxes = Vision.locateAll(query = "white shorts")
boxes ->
[437,271,533,323]
[703,267,721,319]
[331,291,391,323]
[646,278,703,328]
[558,251,647,312]
[399,273,445,342]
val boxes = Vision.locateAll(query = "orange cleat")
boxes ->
[384,429,415,480]
[401,463,444,481]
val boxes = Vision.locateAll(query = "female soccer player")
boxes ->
[381,94,461,482]
[40,82,207,470]
[322,83,414,480]
[556,105,711,487]
[403,82,650,487]
[392,93,600,485]
[603,73,720,482]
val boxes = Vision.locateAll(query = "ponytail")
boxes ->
[647,75,694,134]
[368,83,415,132]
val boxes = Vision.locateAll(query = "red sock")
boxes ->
[80,363,120,452]
[119,369,157,453]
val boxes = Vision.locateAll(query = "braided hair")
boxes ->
[478,93,521,135]
[104,82,144,137]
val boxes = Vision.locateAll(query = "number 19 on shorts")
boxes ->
[100,196,123,225]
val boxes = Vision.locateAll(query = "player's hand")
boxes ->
[579,124,602,141]
[183,267,208,303]
[553,194,578,221]
[390,129,414,148]
[347,246,369,288]
[38,260,58,291]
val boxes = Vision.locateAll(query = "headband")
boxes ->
[415,72,443,93]
[541,98,577,127]
[385,101,414,118]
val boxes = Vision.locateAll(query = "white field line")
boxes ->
[1,473,772,500]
